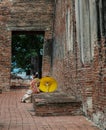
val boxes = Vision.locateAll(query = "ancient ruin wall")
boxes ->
[0,0,54,90]
[0,1,11,91]
[52,0,106,129]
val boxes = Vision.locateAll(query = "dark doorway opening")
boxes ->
[11,31,44,79]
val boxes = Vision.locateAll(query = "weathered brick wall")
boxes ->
[0,0,54,90]
[0,1,11,91]
[10,79,30,88]
[42,30,53,76]
[92,38,106,129]
[7,0,54,31]
[52,0,82,98]
[52,0,68,91]
[52,0,106,129]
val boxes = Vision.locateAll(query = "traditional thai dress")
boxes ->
[30,78,40,93]
[21,78,40,103]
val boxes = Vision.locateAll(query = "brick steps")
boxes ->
[32,91,83,116]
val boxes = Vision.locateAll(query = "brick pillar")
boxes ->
[0,1,11,91]
[42,31,53,77]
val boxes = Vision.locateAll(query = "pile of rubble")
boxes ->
[10,74,31,89]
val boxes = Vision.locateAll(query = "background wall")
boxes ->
[0,0,54,90]
[0,1,11,91]
[52,0,106,129]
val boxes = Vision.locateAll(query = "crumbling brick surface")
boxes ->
[0,0,54,90]
[52,1,106,130]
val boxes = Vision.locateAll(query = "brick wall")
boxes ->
[52,0,106,129]
[0,1,11,91]
[8,0,54,30]
[92,38,106,129]
[0,0,54,90]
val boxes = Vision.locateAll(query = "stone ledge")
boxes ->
[32,91,83,116]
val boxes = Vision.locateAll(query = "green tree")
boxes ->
[12,34,44,73]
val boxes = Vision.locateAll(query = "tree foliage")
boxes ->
[12,34,44,72]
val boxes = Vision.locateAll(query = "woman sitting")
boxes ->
[21,73,40,103]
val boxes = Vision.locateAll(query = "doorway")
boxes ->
[11,31,44,79]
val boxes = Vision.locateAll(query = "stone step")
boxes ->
[32,91,83,116]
